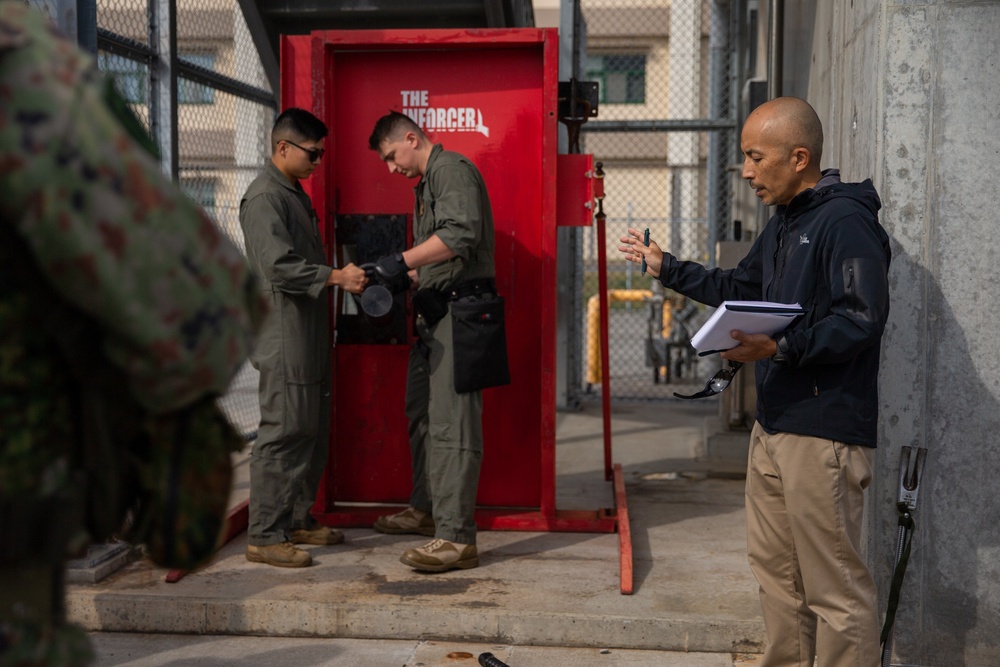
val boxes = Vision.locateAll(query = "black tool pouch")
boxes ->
[451,295,511,393]
[412,288,450,327]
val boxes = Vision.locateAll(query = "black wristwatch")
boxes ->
[772,334,790,364]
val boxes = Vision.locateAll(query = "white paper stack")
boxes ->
[690,301,805,353]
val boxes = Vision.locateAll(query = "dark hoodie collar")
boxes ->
[815,168,841,189]
[780,168,881,217]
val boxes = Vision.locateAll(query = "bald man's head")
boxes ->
[749,97,824,167]
[740,97,825,206]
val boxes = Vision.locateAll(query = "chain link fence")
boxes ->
[174,0,274,437]
[28,0,738,416]
[27,0,275,437]
[578,0,737,401]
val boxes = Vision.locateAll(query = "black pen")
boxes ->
[640,228,650,275]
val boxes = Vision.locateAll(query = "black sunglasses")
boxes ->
[285,140,325,163]
[674,361,744,400]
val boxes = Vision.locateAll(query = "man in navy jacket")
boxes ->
[621,96,890,667]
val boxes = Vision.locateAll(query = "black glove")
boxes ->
[374,252,411,294]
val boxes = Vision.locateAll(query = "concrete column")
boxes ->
[798,1,1000,663]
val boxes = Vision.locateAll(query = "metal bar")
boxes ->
[177,58,276,109]
[613,464,634,595]
[581,119,737,132]
[235,0,280,95]
[768,0,784,99]
[76,0,97,53]
[258,0,485,25]
[150,0,178,180]
[706,0,731,267]
[595,198,613,482]
[97,29,155,62]
[314,506,618,533]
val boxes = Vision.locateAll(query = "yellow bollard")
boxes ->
[586,289,674,385]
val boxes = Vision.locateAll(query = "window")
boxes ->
[181,177,217,210]
[178,53,216,105]
[586,54,646,104]
[98,52,146,104]
[98,51,216,105]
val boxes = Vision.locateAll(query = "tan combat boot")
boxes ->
[400,538,478,572]
[289,526,344,545]
[246,541,312,568]
[373,507,436,536]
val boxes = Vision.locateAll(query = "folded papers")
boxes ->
[690,301,805,354]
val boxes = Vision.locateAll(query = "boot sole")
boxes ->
[373,522,436,537]
[245,550,312,568]
[399,554,479,572]
[290,533,345,546]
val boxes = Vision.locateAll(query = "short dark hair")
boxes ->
[368,111,423,151]
[271,108,327,152]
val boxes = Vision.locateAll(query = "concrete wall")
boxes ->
[785,1,1000,664]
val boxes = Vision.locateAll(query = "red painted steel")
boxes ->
[613,464,634,595]
[281,29,558,516]
[595,198,614,482]
[274,33,629,579]
[556,154,596,227]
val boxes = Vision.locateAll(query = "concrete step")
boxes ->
[67,401,766,656]
[89,633,765,666]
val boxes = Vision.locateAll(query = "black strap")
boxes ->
[880,501,915,647]
[448,278,496,300]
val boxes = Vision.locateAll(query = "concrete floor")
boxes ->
[89,633,764,666]
[70,399,766,664]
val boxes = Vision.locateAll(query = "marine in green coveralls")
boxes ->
[368,111,498,572]
[0,2,265,663]
[240,109,367,568]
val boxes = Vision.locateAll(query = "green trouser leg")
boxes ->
[249,364,330,546]
[405,311,483,545]
[290,377,331,530]
[405,343,433,515]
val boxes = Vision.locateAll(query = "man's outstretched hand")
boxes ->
[618,227,667,278]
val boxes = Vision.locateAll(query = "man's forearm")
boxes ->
[401,234,455,269]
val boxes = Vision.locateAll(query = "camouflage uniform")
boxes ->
[0,2,265,665]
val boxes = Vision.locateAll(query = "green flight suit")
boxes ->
[406,144,496,545]
[240,162,333,546]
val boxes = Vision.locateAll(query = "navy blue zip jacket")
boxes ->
[659,170,890,447]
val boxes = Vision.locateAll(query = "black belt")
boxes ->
[447,278,496,301]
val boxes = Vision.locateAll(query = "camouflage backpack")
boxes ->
[0,0,264,571]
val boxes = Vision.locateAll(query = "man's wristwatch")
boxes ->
[772,334,790,364]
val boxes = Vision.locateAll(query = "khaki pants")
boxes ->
[405,308,484,544]
[745,422,879,667]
